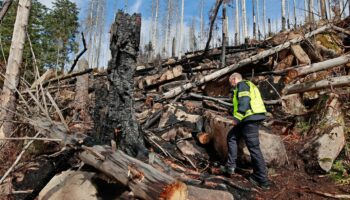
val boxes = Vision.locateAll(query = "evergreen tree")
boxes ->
[0,0,50,82]
[46,0,79,73]
[0,0,79,82]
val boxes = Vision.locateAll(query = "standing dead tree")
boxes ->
[0,0,31,139]
[282,0,286,31]
[242,0,248,40]
[203,0,224,53]
[234,0,240,45]
[103,11,147,157]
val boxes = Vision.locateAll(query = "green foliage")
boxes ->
[0,0,79,82]
[294,119,311,136]
[46,0,79,72]
[329,160,350,185]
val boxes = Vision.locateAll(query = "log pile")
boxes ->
[1,11,350,200]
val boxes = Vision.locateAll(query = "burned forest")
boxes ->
[0,0,350,199]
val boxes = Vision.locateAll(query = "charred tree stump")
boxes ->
[105,11,147,157]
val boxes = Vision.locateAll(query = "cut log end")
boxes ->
[160,181,187,200]
[197,132,211,145]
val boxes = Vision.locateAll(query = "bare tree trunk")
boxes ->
[172,37,176,58]
[268,18,271,36]
[203,0,223,52]
[252,0,256,39]
[304,0,308,23]
[287,0,290,29]
[308,0,315,24]
[0,0,31,139]
[320,0,327,19]
[242,0,248,40]
[178,0,184,59]
[282,0,286,31]
[165,0,171,57]
[327,0,332,19]
[293,0,297,29]
[340,0,345,19]
[257,0,260,40]
[200,0,204,49]
[152,0,159,57]
[235,0,240,45]
[263,0,266,37]
[221,1,228,68]
[333,0,341,21]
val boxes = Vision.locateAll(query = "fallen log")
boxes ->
[283,75,350,94]
[30,69,56,89]
[161,25,332,100]
[291,44,311,64]
[289,54,350,77]
[189,93,232,107]
[29,117,231,199]
[331,25,350,36]
[79,145,188,200]
[42,68,93,87]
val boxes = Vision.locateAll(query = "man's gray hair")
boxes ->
[229,72,242,81]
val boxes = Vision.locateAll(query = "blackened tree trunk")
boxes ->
[106,11,147,157]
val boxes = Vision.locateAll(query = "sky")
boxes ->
[37,0,349,68]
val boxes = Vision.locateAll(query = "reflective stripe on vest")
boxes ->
[233,81,266,120]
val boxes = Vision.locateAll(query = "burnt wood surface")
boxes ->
[104,11,147,157]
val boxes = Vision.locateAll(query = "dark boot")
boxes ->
[249,176,270,190]
[220,165,235,175]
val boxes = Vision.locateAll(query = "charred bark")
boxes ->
[105,11,147,157]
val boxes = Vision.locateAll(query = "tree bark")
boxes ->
[161,25,331,100]
[320,0,327,19]
[268,18,271,36]
[293,0,297,29]
[233,0,239,45]
[221,2,228,68]
[204,0,223,53]
[283,75,350,94]
[253,0,256,39]
[0,0,31,139]
[281,0,286,31]
[290,54,350,77]
[242,0,248,40]
[291,44,311,65]
[0,0,12,23]
[79,145,188,200]
[263,0,266,37]
[178,0,184,58]
[105,11,147,157]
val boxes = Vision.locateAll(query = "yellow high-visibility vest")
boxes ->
[232,80,266,120]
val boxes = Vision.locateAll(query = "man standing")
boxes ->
[222,72,270,190]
